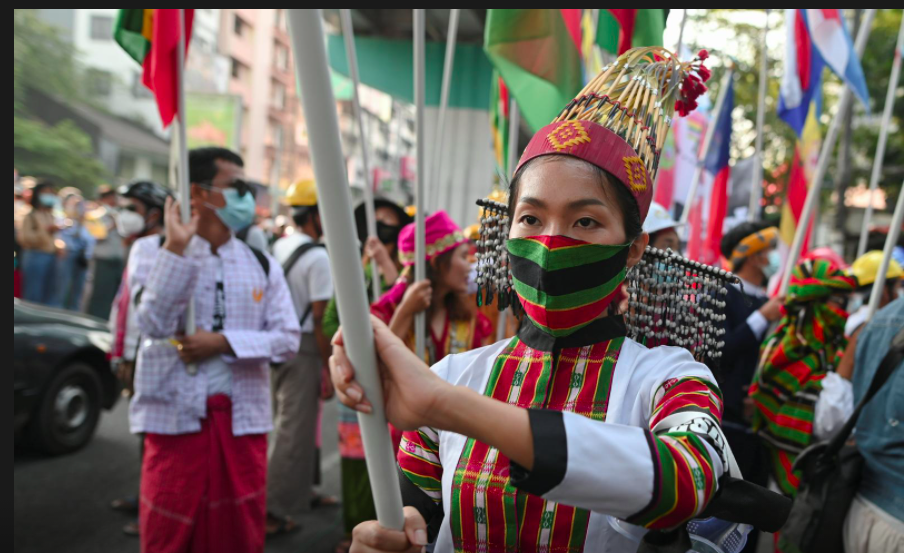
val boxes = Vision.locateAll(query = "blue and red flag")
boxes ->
[703,77,734,266]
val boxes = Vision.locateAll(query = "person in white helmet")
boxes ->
[641,202,682,252]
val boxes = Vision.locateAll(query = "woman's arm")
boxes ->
[331,317,725,529]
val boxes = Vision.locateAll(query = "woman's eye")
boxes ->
[520,215,539,226]
[576,217,596,228]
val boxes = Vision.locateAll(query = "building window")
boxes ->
[233,15,245,37]
[270,122,284,147]
[87,68,112,96]
[231,57,242,79]
[90,15,113,40]
[275,44,289,71]
[272,82,286,109]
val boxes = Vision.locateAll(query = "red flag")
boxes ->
[142,9,194,127]
[704,167,730,265]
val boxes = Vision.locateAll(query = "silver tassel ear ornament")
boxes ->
[475,198,513,311]
[625,247,736,371]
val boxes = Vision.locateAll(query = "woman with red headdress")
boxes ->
[332,48,786,553]
[371,210,493,365]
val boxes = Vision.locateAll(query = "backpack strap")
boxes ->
[281,241,326,328]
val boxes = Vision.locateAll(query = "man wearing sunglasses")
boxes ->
[127,147,300,553]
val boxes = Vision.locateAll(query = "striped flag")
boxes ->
[484,9,583,132]
[114,9,194,127]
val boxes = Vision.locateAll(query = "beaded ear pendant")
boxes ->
[474,198,513,312]
[625,246,737,370]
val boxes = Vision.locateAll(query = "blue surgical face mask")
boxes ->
[39,194,58,208]
[762,250,781,279]
[211,187,256,232]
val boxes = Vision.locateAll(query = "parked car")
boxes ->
[14,299,120,454]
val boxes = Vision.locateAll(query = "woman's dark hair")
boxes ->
[189,147,244,184]
[30,179,56,208]
[507,156,643,241]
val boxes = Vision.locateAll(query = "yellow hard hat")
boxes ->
[405,205,417,218]
[848,250,904,287]
[284,179,317,207]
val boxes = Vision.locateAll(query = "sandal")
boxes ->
[310,494,340,509]
[122,521,140,536]
[110,496,139,514]
[265,513,299,537]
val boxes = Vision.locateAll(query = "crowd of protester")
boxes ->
[13,154,904,553]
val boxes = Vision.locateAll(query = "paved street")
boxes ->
[15,397,347,553]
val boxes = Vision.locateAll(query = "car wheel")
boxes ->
[28,362,103,455]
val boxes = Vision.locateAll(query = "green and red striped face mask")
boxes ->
[507,235,630,337]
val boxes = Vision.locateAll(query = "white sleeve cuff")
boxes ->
[746,310,769,339]
[813,372,854,440]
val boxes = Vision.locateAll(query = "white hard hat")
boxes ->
[642,202,683,235]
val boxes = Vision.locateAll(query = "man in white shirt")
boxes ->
[266,179,334,534]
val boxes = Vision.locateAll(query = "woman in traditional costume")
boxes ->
[371,210,493,365]
[331,48,783,553]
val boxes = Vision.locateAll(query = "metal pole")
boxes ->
[779,9,876,295]
[857,17,904,258]
[866,179,904,319]
[430,9,459,212]
[341,9,381,301]
[675,9,688,54]
[506,99,520,179]
[495,98,521,341]
[679,68,734,224]
[413,9,427,361]
[286,9,404,530]
[177,8,197,376]
[748,9,770,221]
[269,132,282,219]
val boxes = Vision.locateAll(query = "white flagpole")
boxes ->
[679,67,734,225]
[866,178,904,319]
[286,9,404,529]
[430,9,459,212]
[176,8,197,376]
[779,9,876,295]
[675,9,688,54]
[341,9,381,301]
[495,97,520,342]
[748,9,770,221]
[413,9,427,361]
[857,16,904,258]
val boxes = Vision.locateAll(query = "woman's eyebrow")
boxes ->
[567,198,607,209]
[518,195,545,208]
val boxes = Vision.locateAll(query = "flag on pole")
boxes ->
[489,70,510,176]
[596,10,668,55]
[777,10,828,288]
[663,110,709,214]
[702,77,734,265]
[114,9,195,127]
[484,9,583,132]
[778,9,825,137]
[805,9,870,109]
